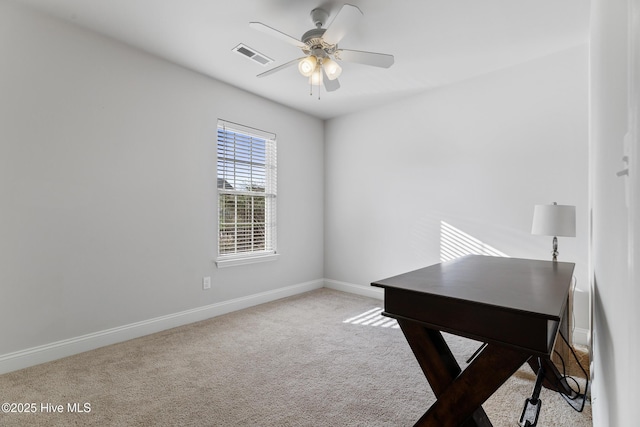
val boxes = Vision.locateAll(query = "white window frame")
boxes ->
[215,120,278,267]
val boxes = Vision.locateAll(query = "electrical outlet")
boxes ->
[203,276,211,290]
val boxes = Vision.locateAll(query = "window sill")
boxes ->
[215,253,279,268]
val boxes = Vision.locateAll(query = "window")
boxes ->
[216,120,277,267]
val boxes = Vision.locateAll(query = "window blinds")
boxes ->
[217,120,277,257]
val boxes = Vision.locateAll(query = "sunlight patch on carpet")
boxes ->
[343,308,399,328]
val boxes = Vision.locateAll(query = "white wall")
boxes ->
[325,45,590,342]
[0,1,324,364]
[589,0,640,425]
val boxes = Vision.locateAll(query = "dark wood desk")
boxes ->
[371,255,575,427]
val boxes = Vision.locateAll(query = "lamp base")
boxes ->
[552,236,558,261]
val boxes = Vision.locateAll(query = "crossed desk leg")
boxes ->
[397,319,532,427]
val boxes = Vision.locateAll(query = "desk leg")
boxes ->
[527,357,574,396]
[397,319,530,427]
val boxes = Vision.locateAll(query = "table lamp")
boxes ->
[531,202,576,261]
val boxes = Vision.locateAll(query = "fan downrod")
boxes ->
[310,8,329,28]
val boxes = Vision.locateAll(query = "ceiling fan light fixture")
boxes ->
[251,4,394,96]
[298,56,317,77]
[323,58,342,80]
[309,65,323,86]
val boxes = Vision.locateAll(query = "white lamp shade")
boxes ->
[309,65,323,86]
[531,204,576,237]
[323,58,342,80]
[298,56,317,77]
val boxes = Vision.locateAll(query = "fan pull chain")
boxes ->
[317,64,322,100]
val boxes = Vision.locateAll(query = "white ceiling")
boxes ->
[15,0,591,120]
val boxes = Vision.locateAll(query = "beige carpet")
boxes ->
[0,288,591,426]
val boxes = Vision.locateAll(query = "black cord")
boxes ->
[552,330,589,412]
[548,274,589,412]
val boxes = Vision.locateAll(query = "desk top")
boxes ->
[372,255,574,321]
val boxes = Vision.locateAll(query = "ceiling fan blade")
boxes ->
[249,22,306,49]
[335,49,394,68]
[322,4,363,46]
[257,57,306,78]
[322,68,340,92]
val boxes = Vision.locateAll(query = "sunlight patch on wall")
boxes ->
[440,221,509,262]
[343,308,399,328]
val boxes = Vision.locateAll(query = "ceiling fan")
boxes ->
[249,4,394,95]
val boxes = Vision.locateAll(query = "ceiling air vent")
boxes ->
[232,43,273,66]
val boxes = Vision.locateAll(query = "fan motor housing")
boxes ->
[301,28,336,55]
[302,28,326,45]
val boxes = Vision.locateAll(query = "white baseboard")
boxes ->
[324,279,383,300]
[572,327,590,347]
[1,278,588,376]
[0,279,324,375]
